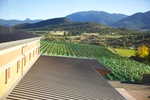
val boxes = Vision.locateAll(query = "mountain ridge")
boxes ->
[1,10,150,30]
[108,11,150,30]
[66,10,150,30]
[13,17,72,29]
[66,11,128,25]
[0,18,43,26]
[13,17,135,35]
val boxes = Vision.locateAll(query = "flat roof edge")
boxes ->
[40,55,94,60]
[0,37,42,49]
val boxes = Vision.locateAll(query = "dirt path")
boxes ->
[108,81,150,100]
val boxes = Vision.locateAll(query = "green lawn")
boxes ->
[114,48,136,57]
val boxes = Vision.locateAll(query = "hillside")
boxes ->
[19,21,135,35]
[14,17,72,29]
[0,18,43,26]
[66,11,128,25]
[13,17,135,35]
[39,22,116,34]
[111,11,150,30]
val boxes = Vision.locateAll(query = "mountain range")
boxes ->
[13,17,71,29]
[110,11,150,30]
[13,17,135,35]
[0,10,150,30]
[66,11,128,25]
[66,11,150,30]
[0,18,43,26]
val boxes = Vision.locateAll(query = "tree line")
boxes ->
[28,22,139,35]
[131,45,150,65]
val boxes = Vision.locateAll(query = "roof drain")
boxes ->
[22,42,27,76]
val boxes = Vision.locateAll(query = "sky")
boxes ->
[0,0,150,20]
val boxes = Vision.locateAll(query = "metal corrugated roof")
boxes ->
[6,55,125,100]
[0,26,40,43]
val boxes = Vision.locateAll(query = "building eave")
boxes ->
[0,37,42,50]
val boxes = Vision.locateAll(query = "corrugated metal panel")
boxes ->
[0,26,40,43]
[6,55,125,100]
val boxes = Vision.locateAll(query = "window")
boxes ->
[23,57,26,66]
[29,53,31,61]
[38,47,40,54]
[36,47,40,55]
[36,48,38,55]
[17,60,20,73]
[33,50,34,57]
[5,67,10,84]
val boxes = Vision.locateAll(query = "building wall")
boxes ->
[23,47,40,75]
[0,47,22,68]
[0,62,22,97]
[0,38,41,99]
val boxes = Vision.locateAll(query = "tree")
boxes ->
[68,31,72,36]
[148,50,150,62]
[64,32,67,36]
[137,45,149,58]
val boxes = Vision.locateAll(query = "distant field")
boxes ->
[114,48,136,57]
[82,33,123,38]
[82,33,99,35]
[104,34,123,38]
[29,30,68,35]
[48,31,68,35]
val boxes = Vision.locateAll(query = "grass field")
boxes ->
[104,34,123,38]
[114,48,136,57]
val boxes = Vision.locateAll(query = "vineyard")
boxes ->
[40,40,150,82]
